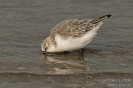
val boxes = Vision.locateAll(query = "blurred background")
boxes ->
[0,0,133,88]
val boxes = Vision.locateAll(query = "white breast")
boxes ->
[48,23,103,52]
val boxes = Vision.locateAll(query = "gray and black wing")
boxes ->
[50,14,111,38]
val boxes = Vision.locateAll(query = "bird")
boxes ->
[41,14,111,53]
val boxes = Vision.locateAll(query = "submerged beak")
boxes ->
[42,51,47,54]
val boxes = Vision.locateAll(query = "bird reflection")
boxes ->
[41,52,90,75]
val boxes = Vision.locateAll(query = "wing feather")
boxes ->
[50,19,94,38]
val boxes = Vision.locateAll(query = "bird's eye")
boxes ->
[45,47,48,51]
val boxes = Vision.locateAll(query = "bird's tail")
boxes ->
[90,14,112,24]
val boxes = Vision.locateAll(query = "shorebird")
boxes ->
[41,14,111,53]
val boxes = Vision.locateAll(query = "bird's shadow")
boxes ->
[40,48,103,74]
[41,48,102,60]
[41,49,91,74]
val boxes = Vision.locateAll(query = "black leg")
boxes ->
[63,51,69,54]
[79,48,85,60]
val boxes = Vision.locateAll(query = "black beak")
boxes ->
[42,51,47,54]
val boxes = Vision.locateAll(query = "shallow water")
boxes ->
[0,0,133,88]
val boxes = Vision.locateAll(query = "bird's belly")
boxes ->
[55,29,98,52]
[55,35,82,51]
[50,25,101,52]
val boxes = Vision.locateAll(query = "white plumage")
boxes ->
[47,22,103,52]
[41,14,111,53]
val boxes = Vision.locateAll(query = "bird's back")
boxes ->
[50,14,111,39]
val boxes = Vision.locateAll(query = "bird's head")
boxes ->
[41,37,51,53]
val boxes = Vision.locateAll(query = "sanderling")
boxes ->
[41,14,111,53]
